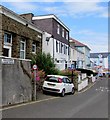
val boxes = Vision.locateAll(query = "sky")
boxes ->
[1,0,109,53]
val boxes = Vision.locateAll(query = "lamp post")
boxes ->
[71,63,75,83]
[46,35,54,60]
[70,59,74,83]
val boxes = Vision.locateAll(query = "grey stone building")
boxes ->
[0,6,42,59]
[0,5,42,106]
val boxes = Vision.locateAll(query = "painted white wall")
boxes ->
[77,46,90,69]
[42,32,53,56]
[69,47,84,69]
[42,32,69,70]
[78,78,88,91]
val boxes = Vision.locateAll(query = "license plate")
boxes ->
[47,83,55,86]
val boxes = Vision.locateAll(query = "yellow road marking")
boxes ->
[1,96,60,111]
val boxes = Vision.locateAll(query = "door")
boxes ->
[62,78,69,93]
[66,78,72,92]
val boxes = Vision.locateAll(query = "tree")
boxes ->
[30,52,59,75]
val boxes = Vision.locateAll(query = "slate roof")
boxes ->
[90,52,110,58]
[70,37,91,50]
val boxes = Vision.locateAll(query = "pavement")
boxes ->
[2,77,102,109]
[2,77,108,118]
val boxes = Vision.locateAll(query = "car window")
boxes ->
[62,78,66,83]
[66,78,71,83]
[45,77,59,83]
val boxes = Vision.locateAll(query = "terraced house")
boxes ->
[0,6,42,59]
[32,14,70,70]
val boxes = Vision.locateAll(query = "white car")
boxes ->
[42,75,75,97]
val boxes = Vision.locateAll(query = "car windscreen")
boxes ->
[45,77,59,83]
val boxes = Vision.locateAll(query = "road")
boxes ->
[2,77,109,118]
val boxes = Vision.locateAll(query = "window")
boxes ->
[57,24,60,34]
[61,43,63,53]
[4,33,12,44]
[32,43,36,54]
[3,48,9,57]
[65,46,67,55]
[3,32,12,57]
[64,44,66,54]
[20,40,26,59]
[66,31,68,40]
[56,41,58,52]
[62,28,64,37]
[59,42,61,53]
[68,46,70,55]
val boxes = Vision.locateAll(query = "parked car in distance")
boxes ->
[42,75,75,97]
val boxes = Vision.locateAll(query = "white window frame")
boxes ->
[4,32,12,44]
[62,28,64,37]
[3,32,12,57]
[66,31,68,40]
[20,40,26,59]
[57,24,60,34]
[32,43,36,54]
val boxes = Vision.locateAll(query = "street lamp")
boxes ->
[46,35,54,45]
[70,59,75,83]
[46,35,54,60]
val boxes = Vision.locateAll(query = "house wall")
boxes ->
[91,57,108,68]
[1,14,42,59]
[42,32,69,70]
[0,58,2,108]
[70,46,84,69]
[52,19,69,45]
[33,17,69,45]
[76,46,90,69]
[1,57,32,106]
[42,32,53,56]
[33,18,53,35]
[0,6,43,106]
[36,15,70,70]
[0,13,2,56]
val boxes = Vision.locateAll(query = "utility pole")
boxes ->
[71,64,74,83]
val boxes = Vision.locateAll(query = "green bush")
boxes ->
[30,52,59,75]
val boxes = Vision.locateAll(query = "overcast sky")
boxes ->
[1,0,109,53]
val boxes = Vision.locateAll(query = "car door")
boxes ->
[66,78,72,92]
[62,78,69,93]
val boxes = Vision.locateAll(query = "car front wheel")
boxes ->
[71,87,75,94]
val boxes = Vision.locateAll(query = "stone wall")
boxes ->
[1,57,32,106]
[0,13,3,56]
[1,14,42,59]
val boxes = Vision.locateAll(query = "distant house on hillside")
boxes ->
[70,38,91,69]
[90,52,110,72]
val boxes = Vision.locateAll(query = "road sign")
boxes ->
[33,64,37,70]
[2,59,14,64]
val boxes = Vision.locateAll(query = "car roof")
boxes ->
[47,75,68,79]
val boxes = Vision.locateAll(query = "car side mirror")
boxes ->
[70,81,73,84]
